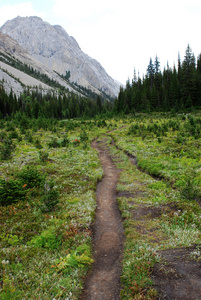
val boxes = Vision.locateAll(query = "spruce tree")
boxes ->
[147,58,155,88]
[181,44,197,107]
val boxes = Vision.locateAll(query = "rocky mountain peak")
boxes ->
[1,16,120,97]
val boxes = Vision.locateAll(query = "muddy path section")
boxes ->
[81,139,124,300]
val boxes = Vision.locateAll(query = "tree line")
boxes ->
[1,44,201,121]
[114,45,201,113]
[0,87,112,120]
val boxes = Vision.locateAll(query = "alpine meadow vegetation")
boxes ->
[0,43,201,299]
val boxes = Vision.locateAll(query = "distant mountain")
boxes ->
[0,16,120,97]
[0,31,80,96]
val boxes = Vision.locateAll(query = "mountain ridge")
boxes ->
[0,31,81,96]
[0,16,120,97]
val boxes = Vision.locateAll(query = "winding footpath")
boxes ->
[81,139,124,300]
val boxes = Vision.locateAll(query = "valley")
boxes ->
[0,14,201,300]
[0,113,201,299]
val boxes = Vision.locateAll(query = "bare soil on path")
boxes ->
[81,136,201,300]
[80,139,124,300]
[152,246,201,300]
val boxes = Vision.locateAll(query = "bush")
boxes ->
[8,130,18,139]
[19,115,29,131]
[17,166,46,189]
[41,180,60,212]
[80,129,89,142]
[175,134,186,144]
[17,135,22,142]
[25,131,33,143]
[60,137,69,147]
[35,138,43,149]
[96,119,107,127]
[72,139,80,147]
[48,137,60,148]
[5,123,15,132]
[39,150,49,162]
[0,178,26,206]
[0,138,16,160]
[28,228,62,249]
[180,170,200,201]
[0,131,6,141]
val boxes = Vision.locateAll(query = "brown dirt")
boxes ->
[80,139,124,300]
[131,202,201,299]
[81,137,201,300]
[116,190,145,199]
[152,246,201,300]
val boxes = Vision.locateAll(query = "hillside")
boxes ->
[0,32,81,96]
[0,16,120,97]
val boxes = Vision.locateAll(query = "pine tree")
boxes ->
[96,96,103,114]
[196,54,201,106]
[154,55,160,74]
[147,58,155,88]
[181,44,197,107]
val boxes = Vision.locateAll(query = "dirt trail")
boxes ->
[81,139,124,300]
[81,137,201,300]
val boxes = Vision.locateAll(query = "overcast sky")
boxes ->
[0,0,201,84]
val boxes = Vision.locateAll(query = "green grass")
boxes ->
[0,113,201,299]
[108,112,201,299]
[0,120,106,299]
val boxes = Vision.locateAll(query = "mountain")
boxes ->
[0,16,120,97]
[0,31,80,96]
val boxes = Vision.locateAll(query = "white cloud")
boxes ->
[0,2,45,26]
[51,0,194,80]
[52,0,116,20]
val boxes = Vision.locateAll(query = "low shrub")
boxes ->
[72,139,80,147]
[25,131,33,143]
[39,150,49,162]
[8,130,18,139]
[28,228,62,249]
[0,178,26,206]
[60,137,69,147]
[48,137,60,148]
[17,166,46,189]
[35,138,43,149]
[80,130,89,142]
[0,138,16,160]
[41,180,60,212]
[175,134,186,144]
[180,170,200,201]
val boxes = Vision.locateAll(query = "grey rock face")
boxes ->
[1,16,120,97]
[0,31,78,94]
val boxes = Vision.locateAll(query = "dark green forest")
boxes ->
[0,87,112,120]
[0,44,201,121]
[114,45,201,113]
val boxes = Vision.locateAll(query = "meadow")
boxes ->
[0,111,201,299]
